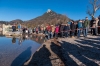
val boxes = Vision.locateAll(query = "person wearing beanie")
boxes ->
[83,17,90,37]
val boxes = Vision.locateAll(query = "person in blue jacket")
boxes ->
[77,20,83,38]
[18,23,21,32]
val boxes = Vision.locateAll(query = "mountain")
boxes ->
[0,21,8,24]
[0,9,70,28]
[24,9,70,28]
[10,19,23,25]
[0,19,23,25]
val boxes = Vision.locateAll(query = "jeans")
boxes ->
[55,33,58,38]
[71,31,74,36]
[48,31,51,39]
[77,28,83,37]
[45,31,48,35]
[60,32,64,37]
[64,32,68,37]
[51,32,54,38]
[47,31,54,39]
[12,29,16,32]
[83,27,87,37]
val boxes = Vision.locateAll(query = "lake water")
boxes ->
[0,34,46,66]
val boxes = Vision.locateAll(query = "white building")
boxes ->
[2,24,12,35]
[0,24,3,34]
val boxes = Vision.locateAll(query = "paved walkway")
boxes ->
[24,35,100,66]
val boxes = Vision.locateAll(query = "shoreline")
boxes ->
[23,35,100,66]
[23,38,64,66]
[23,33,46,66]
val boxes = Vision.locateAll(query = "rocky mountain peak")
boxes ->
[47,9,52,13]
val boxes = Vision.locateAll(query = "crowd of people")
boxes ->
[11,15,100,39]
[12,23,33,34]
[33,15,100,39]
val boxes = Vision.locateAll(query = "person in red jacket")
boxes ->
[55,25,60,39]
[47,23,52,32]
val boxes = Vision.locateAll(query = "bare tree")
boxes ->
[87,0,100,18]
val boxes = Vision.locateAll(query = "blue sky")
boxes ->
[0,0,100,21]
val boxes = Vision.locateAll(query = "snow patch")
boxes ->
[47,9,51,13]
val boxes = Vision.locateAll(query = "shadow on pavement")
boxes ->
[50,37,100,66]
[26,45,52,66]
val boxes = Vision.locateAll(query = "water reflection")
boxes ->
[21,34,29,41]
[31,35,47,44]
[12,37,16,44]
[18,36,23,45]
[0,34,42,66]
[11,34,47,45]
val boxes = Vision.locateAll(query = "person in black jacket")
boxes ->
[63,24,70,38]
[98,15,100,34]
[70,20,75,38]
[12,24,16,32]
[74,22,78,36]
[59,24,64,37]
[90,17,96,35]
